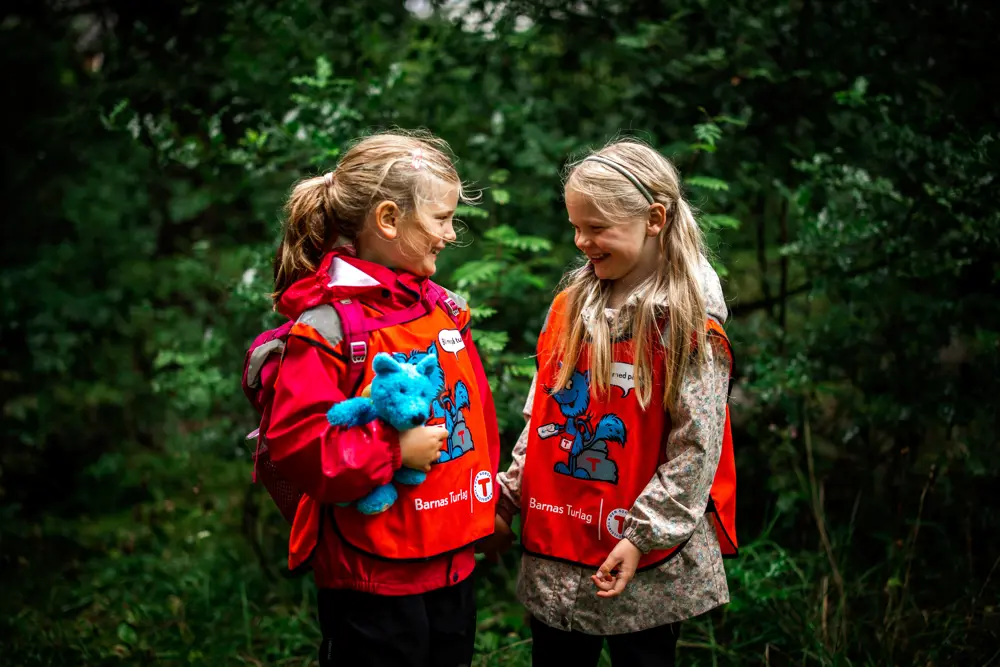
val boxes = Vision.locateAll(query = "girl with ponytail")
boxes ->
[253,130,500,667]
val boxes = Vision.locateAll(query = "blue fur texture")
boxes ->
[326,350,442,515]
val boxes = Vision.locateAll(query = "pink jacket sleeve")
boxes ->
[265,334,401,505]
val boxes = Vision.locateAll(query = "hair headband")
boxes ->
[580,155,654,204]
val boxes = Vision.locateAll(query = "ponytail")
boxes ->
[272,174,359,302]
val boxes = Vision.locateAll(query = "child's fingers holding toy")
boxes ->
[400,425,448,472]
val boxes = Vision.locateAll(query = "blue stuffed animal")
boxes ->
[326,349,442,514]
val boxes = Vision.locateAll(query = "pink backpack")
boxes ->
[241,283,463,523]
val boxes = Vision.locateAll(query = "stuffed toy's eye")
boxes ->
[399,387,408,394]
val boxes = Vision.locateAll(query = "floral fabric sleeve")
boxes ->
[496,375,537,523]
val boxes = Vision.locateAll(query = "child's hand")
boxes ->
[476,514,516,563]
[591,538,642,598]
[399,425,448,472]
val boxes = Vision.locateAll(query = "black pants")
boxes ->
[317,576,476,667]
[530,615,680,667]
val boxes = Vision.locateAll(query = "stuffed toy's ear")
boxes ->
[416,349,439,377]
[372,353,402,376]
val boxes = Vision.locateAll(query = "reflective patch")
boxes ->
[442,287,468,313]
[246,339,284,388]
[297,305,344,347]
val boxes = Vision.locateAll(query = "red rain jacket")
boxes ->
[262,249,500,594]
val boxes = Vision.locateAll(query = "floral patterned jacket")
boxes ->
[496,258,733,635]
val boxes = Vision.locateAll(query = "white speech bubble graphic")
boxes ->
[609,362,635,398]
[437,329,466,357]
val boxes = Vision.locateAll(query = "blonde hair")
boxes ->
[272,129,471,301]
[554,139,708,409]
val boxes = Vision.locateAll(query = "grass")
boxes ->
[2,444,996,666]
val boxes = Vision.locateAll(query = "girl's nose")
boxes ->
[442,220,457,242]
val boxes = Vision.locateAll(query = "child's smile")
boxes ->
[565,189,660,290]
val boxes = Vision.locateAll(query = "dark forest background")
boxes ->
[1,1,998,664]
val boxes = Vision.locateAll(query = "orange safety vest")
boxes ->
[520,292,738,571]
[323,301,497,561]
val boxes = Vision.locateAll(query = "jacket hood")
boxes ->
[593,254,729,324]
[698,255,729,325]
[275,248,428,320]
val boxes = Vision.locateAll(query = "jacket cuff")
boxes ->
[622,526,653,554]
[386,428,402,472]
[497,494,519,526]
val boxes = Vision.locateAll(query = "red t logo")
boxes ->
[614,514,625,535]
[477,478,490,497]
[586,457,600,472]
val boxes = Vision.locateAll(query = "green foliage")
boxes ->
[2,1,998,665]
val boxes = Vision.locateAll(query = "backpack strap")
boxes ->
[326,285,467,397]
[427,282,466,329]
[328,298,369,398]
[293,297,433,399]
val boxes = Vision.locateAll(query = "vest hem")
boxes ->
[328,506,489,563]
[519,539,689,573]
[706,498,738,556]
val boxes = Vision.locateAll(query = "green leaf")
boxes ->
[483,225,553,252]
[616,34,650,49]
[483,224,517,243]
[117,623,138,646]
[100,98,132,130]
[491,188,510,205]
[701,214,741,229]
[452,260,503,289]
[686,176,730,191]
[316,56,332,82]
[472,329,508,354]
[694,123,723,146]
[471,305,497,321]
[508,363,537,378]
[712,114,748,127]
[456,204,489,219]
[489,169,510,184]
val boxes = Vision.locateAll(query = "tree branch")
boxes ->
[731,258,890,319]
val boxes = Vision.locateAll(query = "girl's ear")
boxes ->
[373,200,401,240]
[646,202,668,237]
